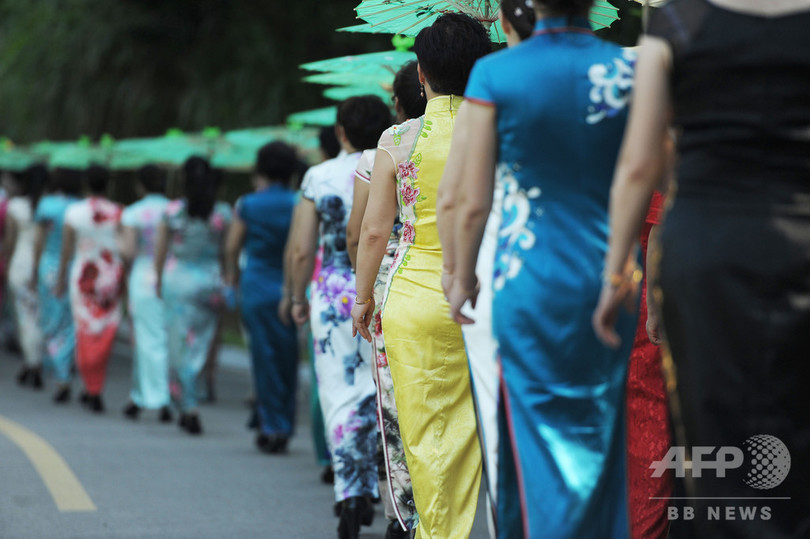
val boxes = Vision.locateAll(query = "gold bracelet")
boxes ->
[605,267,643,288]
[355,296,372,305]
[291,297,306,305]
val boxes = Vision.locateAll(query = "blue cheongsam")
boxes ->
[465,16,638,539]
[237,184,299,437]
[35,194,78,383]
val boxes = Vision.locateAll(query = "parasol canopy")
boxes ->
[286,107,338,128]
[354,0,620,41]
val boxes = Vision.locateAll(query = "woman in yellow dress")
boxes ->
[351,14,491,539]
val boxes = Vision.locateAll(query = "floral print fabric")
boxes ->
[35,195,78,382]
[64,197,124,394]
[356,150,416,529]
[161,200,231,411]
[302,152,379,502]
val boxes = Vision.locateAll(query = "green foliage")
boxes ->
[0,0,390,143]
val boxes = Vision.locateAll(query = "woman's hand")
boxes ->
[447,277,479,325]
[291,299,309,327]
[592,270,642,349]
[351,298,376,343]
[278,296,292,327]
[441,268,454,301]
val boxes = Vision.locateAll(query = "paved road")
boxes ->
[0,341,489,539]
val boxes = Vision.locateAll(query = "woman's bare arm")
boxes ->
[347,178,370,270]
[592,36,673,348]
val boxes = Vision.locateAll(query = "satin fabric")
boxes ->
[651,3,810,535]
[35,194,77,383]
[356,149,417,530]
[380,95,482,539]
[466,17,637,538]
[237,185,299,437]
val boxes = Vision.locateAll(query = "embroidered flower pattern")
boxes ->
[586,49,636,125]
[398,161,418,180]
[494,163,542,291]
[400,182,420,207]
[401,221,415,245]
[389,124,411,146]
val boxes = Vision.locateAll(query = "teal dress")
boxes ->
[35,194,78,383]
[236,185,299,437]
[162,200,231,412]
[465,17,638,538]
[122,194,170,409]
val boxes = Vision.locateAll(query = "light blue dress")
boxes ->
[161,200,231,412]
[236,184,299,437]
[35,194,78,383]
[122,194,170,409]
[465,17,638,539]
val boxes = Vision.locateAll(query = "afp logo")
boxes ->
[650,434,791,489]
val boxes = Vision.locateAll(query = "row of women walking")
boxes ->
[1,148,304,439]
[284,0,810,538]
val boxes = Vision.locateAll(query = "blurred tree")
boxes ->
[0,0,390,142]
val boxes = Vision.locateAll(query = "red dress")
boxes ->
[627,191,672,539]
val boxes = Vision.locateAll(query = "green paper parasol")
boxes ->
[322,84,392,102]
[301,50,416,77]
[353,0,620,39]
[287,107,338,128]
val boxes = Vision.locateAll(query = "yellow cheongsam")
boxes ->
[377,95,482,539]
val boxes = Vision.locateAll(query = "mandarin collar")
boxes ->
[425,94,464,115]
[533,15,592,36]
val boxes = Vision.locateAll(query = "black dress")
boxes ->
[649,1,810,537]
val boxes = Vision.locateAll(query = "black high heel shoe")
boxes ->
[337,496,374,539]
[122,402,140,420]
[158,406,173,423]
[385,519,409,539]
[88,395,105,413]
[16,367,30,386]
[179,413,202,435]
[53,385,71,404]
[256,434,290,454]
[30,368,43,390]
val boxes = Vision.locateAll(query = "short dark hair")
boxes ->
[86,165,110,195]
[337,95,393,152]
[137,165,166,194]
[413,13,491,96]
[534,0,593,18]
[256,141,298,182]
[503,0,537,40]
[52,167,83,197]
[319,126,340,159]
[393,61,427,120]
[183,156,217,220]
